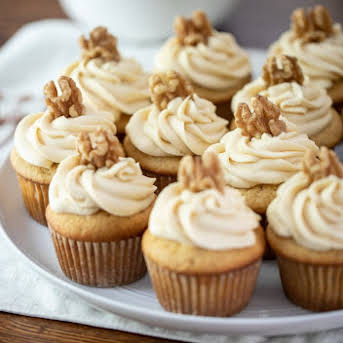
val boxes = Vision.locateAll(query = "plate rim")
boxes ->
[1,156,343,336]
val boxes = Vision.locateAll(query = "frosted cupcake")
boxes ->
[64,26,150,134]
[143,152,264,316]
[154,10,251,120]
[269,5,343,105]
[267,147,343,311]
[46,129,156,287]
[11,76,115,225]
[232,55,343,147]
[124,71,228,192]
[207,95,318,214]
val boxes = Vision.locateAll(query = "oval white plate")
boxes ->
[1,157,343,336]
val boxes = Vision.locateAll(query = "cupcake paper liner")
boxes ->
[277,255,343,311]
[145,256,261,316]
[143,169,176,194]
[49,229,146,287]
[16,172,49,226]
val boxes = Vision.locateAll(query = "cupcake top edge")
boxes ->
[49,129,156,217]
[231,55,334,137]
[154,10,251,92]
[148,152,261,250]
[206,96,319,188]
[267,147,343,251]
[64,26,151,120]
[268,6,343,90]
[125,71,228,158]
[14,76,116,169]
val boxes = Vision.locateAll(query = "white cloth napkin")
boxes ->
[0,19,343,343]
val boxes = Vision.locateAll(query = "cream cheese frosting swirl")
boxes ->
[206,127,318,188]
[65,57,151,122]
[155,32,251,91]
[49,155,156,216]
[126,94,228,157]
[149,183,260,250]
[267,173,343,251]
[232,78,333,136]
[269,24,343,89]
[14,109,115,169]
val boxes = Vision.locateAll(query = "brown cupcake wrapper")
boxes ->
[142,169,176,194]
[277,255,343,311]
[16,173,49,226]
[145,256,261,316]
[49,228,146,287]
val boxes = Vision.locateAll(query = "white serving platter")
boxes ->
[1,156,343,336]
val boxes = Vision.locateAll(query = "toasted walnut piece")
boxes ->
[44,76,84,119]
[302,147,343,182]
[178,152,225,193]
[79,26,120,62]
[174,10,213,46]
[235,95,287,139]
[149,71,193,110]
[76,129,124,169]
[262,55,304,86]
[291,5,333,43]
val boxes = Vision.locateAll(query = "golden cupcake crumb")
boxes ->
[291,5,333,43]
[302,147,343,182]
[262,55,304,86]
[149,71,193,110]
[79,26,120,62]
[178,152,225,193]
[77,129,124,169]
[235,95,286,139]
[44,76,84,119]
[174,10,213,46]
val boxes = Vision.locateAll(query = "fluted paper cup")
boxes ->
[49,228,146,287]
[16,173,49,226]
[145,256,261,316]
[277,255,343,311]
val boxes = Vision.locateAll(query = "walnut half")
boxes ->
[44,76,84,119]
[262,55,304,86]
[76,129,124,169]
[302,147,343,182]
[235,95,287,139]
[178,151,225,193]
[174,10,213,46]
[149,71,193,110]
[79,26,120,62]
[291,5,333,43]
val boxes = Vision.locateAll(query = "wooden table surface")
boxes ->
[0,1,178,342]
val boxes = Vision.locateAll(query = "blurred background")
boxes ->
[1,0,343,48]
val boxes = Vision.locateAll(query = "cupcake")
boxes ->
[206,95,318,214]
[154,10,251,121]
[269,5,343,105]
[267,147,343,311]
[64,26,151,134]
[143,152,264,316]
[11,76,116,225]
[231,55,343,147]
[46,129,156,287]
[124,71,228,193]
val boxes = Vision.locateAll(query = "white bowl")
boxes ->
[58,0,238,43]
